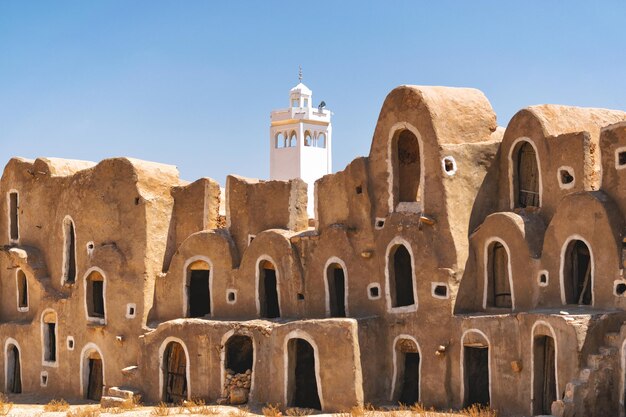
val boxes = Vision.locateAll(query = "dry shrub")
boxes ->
[285,407,315,416]
[461,405,497,417]
[45,399,70,412]
[66,406,101,417]
[262,403,282,417]
[0,394,13,416]
[151,402,171,416]
[178,398,218,415]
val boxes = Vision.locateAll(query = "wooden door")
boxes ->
[517,142,539,207]
[87,358,103,401]
[491,243,511,308]
[164,343,187,403]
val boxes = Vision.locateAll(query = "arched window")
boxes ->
[563,239,592,305]
[62,216,77,284]
[514,141,540,208]
[326,262,346,317]
[286,338,321,410]
[304,131,312,147]
[394,129,421,204]
[289,131,297,147]
[392,338,420,405]
[317,133,326,148]
[276,133,285,148]
[486,241,512,309]
[162,341,188,403]
[42,310,57,365]
[85,270,105,321]
[186,259,211,318]
[292,98,299,108]
[16,269,28,311]
[258,260,280,318]
[388,243,415,308]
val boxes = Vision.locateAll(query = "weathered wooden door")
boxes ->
[517,142,540,207]
[8,345,21,394]
[491,243,511,308]
[87,358,103,401]
[533,336,556,414]
[570,241,591,305]
[164,342,187,403]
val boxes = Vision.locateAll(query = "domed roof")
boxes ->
[290,82,312,95]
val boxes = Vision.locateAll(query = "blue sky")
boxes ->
[1,1,625,184]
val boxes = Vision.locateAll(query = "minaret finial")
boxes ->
[298,66,302,83]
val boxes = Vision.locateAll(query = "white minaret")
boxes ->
[270,69,332,218]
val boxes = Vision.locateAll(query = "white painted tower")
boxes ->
[270,71,332,218]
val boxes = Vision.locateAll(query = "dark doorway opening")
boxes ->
[86,355,103,401]
[17,270,28,309]
[188,268,210,318]
[394,339,420,406]
[533,336,556,415]
[9,192,18,241]
[163,342,187,403]
[395,130,421,203]
[259,261,280,318]
[464,346,489,407]
[86,271,105,319]
[564,240,592,305]
[515,141,540,208]
[226,335,253,374]
[45,322,56,362]
[7,345,21,394]
[64,219,77,283]
[289,338,321,410]
[327,264,346,317]
[390,245,415,308]
[487,242,511,308]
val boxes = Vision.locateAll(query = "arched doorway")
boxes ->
[258,259,280,318]
[6,343,21,394]
[223,335,254,403]
[392,337,420,405]
[394,129,421,203]
[514,141,540,208]
[287,338,321,410]
[462,331,490,408]
[486,240,512,309]
[563,239,592,305]
[162,341,188,403]
[533,335,556,414]
[325,262,346,317]
[82,347,103,401]
[388,243,415,308]
[185,259,211,318]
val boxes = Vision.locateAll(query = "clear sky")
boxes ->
[1,1,625,184]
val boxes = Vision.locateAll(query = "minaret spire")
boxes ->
[298,65,303,83]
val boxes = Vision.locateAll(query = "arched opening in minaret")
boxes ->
[289,131,297,147]
[317,133,326,148]
[304,131,312,147]
[393,129,421,204]
[276,132,285,148]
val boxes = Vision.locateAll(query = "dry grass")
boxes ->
[229,406,251,417]
[177,398,219,415]
[44,399,71,412]
[66,406,101,417]
[151,402,171,416]
[285,407,315,416]
[262,403,282,417]
[0,394,12,416]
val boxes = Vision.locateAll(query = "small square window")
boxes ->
[538,271,549,287]
[297,293,305,301]
[367,283,381,300]
[126,303,137,319]
[40,371,48,387]
[558,167,575,189]
[617,148,626,169]
[356,185,363,194]
[67,336,75,350]
[248,235,256,245]
[431,283,449,299]
[375,218,385,230]
[614,280,626,297]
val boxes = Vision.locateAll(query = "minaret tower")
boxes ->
[269,68,332,218]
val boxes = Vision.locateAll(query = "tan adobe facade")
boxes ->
[1,85,626,417]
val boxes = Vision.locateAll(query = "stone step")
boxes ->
[108,386,138,400]
[100,396,127,408]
